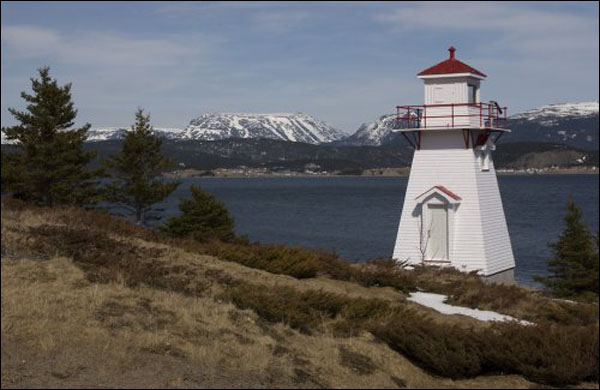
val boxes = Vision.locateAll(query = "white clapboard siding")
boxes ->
[474,156,515,275]
[393,131,515,276]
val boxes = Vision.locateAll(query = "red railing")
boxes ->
[395,102,508,130]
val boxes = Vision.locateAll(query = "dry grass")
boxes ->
[1,199,598,388]
[2,256,543,389]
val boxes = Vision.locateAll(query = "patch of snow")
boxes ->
[183,112,345,144]
[342,114,397,146]
[407,292,532,325]
[2,113,344,145]
[511,101,599,121]
[1,129,16,145]
[86,127,184,142]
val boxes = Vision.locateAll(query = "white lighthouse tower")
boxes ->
[392,46,515,283]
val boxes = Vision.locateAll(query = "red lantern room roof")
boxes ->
[418,46,486,78]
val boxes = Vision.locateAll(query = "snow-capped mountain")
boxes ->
[1,113,344,145]
[340,102,599,149]
[511,102,598,122]
[181,112,345,144]
[85,127,185,142]
[0,127,185,144]
[337,114,398,146]
[507,102,598,149]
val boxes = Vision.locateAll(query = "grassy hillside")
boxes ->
[1,199,598,388]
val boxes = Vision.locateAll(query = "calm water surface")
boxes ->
[155,175,599,287]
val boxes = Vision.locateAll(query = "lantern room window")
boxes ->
[468,84,477,104]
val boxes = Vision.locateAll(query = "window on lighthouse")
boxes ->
[468,84,477,104]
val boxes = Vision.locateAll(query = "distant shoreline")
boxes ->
[164,166,598,179]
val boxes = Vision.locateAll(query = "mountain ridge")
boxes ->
[337,101,599,149]
[182,112,345,144]
[1,102,598,149]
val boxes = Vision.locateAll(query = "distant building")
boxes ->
[392,47,515,283]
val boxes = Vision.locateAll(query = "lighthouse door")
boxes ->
[426,204,449,260]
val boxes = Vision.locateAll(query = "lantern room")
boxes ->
[395,46,508,135]
[419,46,484,106]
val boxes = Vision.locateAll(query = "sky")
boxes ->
[1,1,598,133]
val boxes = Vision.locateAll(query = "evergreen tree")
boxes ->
[161,184,235,241]
[535,198,599,299]
[104,108,179,224]
[1,149,23,193]
[2,67,101,205]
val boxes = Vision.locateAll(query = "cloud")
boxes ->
[375,2,599,55]
[153,2,311,33]
[0,25,61,57]
[153,1,276,15]
[1,24,224,127]
[1,3,597,131]
[251,10,310,32]
[1,25,213,66]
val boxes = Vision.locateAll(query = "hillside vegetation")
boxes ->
[1,199,598,388]
[3,138,598,175]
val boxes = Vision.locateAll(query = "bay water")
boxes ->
[156,174,599,287]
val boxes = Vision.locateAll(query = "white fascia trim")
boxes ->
[418,73,486,80]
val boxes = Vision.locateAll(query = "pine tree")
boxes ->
[161,184,235,241]
[2,67,101,205]
[104,108,179,224]
[535,198,599,299]
[1,148,23,193]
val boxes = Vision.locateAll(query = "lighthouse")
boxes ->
[392,47,515,283]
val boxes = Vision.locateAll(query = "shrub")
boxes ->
[162,185,234,242]
[221,282,393,335]
[221,282,350,333]
[57,206,161,242]
[371,311,599,386]
[485,322,599,386]
[535,300,599,326]
[194,240,327,279]
[29,225,210,296]
[370,310,484,378]
[349,259,417,293]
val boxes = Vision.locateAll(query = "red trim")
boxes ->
[434,185,462,201]
[395,102,508,131]
[415,185,462,202]
[418,47,486,77]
